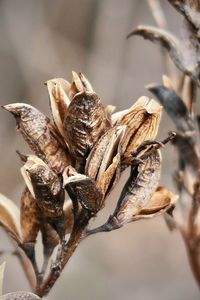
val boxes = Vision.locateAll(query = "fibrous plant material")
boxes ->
[0,71,175,297]
[128,0,200,288]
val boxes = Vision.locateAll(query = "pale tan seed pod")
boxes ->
[0,193,21,242]
[3,103,69,174]
[112,149,162,226]
[20,187,41,243]
[46,78,71,139]
[115,96,162,166]
[85,126,125,196]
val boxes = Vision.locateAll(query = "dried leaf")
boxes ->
[20,188,41,243]
[128,25,185,74]
[0,291,42,300]
[147,84,195,132]
[63,91,110,168]
[0,193,21,242]
[110,150,162,227]
[40,221,60,260]
[116,96,162,165]
[2,103,69,174]
[21,156,65,218]
[63,170,103,214]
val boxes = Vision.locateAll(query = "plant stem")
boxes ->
[36,209,90,297]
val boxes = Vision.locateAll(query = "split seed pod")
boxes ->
[47,78,71,139]
[63,72,110,169]
[63,167,103,214]
[21,156,65,218]
[85,126,125,196]
[115,97,162,166]
[109,149,162,227]
[2,103,69,174]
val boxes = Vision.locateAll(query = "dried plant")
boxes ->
[128,0,200,289]
[0,70,176,298]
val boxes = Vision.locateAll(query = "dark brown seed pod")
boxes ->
[111,149,162,227]
[63,170,104,214]
[2,103,69,174]
[21,156,65,218]
[20,187,41,243]
[63,91,110,168]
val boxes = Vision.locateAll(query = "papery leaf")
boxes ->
[0,194,21,242]
[147,84,195,132]
[20,188,41,243]
[63,169,104,214]
[116,96,162,165]
[68,71,94,101]
[167,0,200,30]
[47,78,71,139]
[128,25,185,74]
[0,291,42,300]
[2,103,69,174]
[110,150,162,227]
[63,91,110,170]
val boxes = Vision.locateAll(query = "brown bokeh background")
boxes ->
[0,0,199,299]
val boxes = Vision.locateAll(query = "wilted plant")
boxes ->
[128,0,200,288]
[0,69,176,298]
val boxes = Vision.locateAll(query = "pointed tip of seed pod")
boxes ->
[126,26,142,39]
[16,150,28,162]
[72,71,84,92]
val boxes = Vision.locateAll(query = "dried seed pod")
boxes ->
[64,91,110,168]
[86,126,125,196]
[63,169,103,214]
[111,149,162,227]
[20,187,41,243]
[47,78,71,139]
[139,186,178,215]
[116,97,162,165]
[21,156,65,218]
[147,84,195,133]
[0,193,21,242]
[2,103,69,174]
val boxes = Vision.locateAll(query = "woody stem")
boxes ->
[36,209,90,297]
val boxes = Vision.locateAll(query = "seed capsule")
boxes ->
[3,103,69,174]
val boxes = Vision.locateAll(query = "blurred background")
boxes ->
[0,0,199,299]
